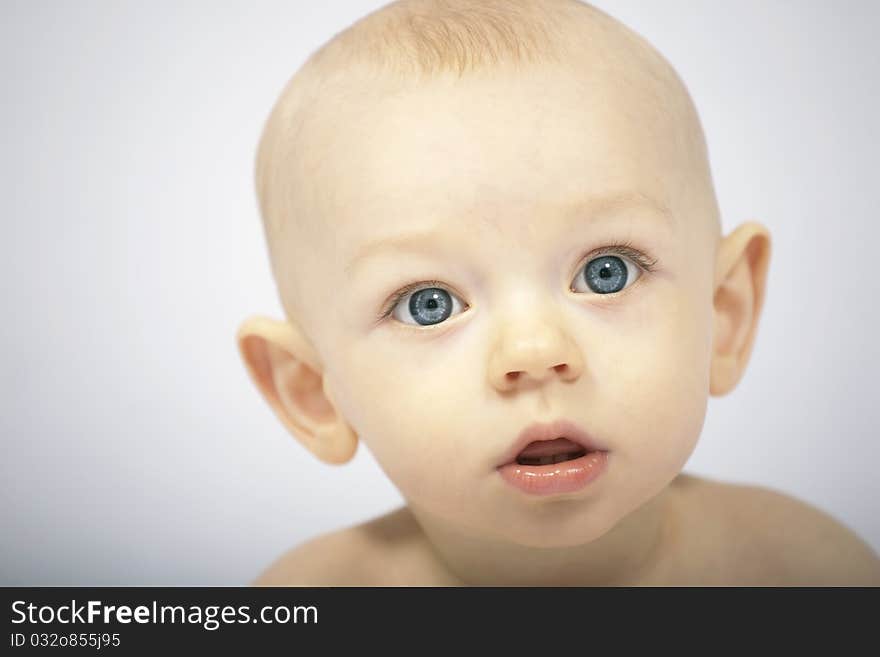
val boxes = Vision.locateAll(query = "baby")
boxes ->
[237,0,880,585]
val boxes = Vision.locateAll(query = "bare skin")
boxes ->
[240,1,880,587]
[254,473,880,586]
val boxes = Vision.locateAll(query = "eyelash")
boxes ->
[376,240,659,323]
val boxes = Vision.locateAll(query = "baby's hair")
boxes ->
[312,0,590,78]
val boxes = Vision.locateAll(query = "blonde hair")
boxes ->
[309,0,585,78]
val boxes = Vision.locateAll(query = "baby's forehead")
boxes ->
[299,47,686,145]
[298,69,686,219]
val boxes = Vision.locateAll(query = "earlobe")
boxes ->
[236,315,358,464]
[709,221,772,396]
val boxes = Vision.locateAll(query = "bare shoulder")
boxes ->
[253,507,449,586]
[691,476,880,586]
[252,527,367,586]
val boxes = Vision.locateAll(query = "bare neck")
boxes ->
[402,484,682,587]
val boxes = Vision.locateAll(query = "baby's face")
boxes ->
[279,66,720,547]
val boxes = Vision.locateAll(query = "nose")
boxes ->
[488,319,584,391]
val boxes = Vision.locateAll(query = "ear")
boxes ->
[235,315,358,464]
[710,221,772,396]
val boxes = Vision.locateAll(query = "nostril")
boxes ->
[554,364,568,373]
[506,372,521,381]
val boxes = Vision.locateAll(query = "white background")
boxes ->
[2,0,877,584]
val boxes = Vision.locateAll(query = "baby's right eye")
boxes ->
[388,284,468,327]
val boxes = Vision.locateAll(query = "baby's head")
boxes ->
[238,0,770,549]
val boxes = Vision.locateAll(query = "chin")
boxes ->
[497,507,619,548]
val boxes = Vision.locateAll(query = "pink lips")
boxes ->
[495,418,609,497]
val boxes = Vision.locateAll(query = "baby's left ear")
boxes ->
[710,221,772,396]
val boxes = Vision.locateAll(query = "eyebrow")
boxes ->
[344,190,672,275]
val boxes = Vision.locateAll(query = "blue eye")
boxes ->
[574,254,641,295]
[391,286,467,326]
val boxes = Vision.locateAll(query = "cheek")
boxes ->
[594,289,712,466]
[328,335,480,506]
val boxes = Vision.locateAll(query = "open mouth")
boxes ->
[498,421,609,495]
[514,437,588,466]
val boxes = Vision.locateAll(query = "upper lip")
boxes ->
[495,418,606,468]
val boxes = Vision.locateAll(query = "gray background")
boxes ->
[2,0,877,585]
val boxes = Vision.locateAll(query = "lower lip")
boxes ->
[497,451,609,496]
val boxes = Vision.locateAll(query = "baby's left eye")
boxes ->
[571,254,641,295]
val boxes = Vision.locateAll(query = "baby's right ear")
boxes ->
[235,315,358,464]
